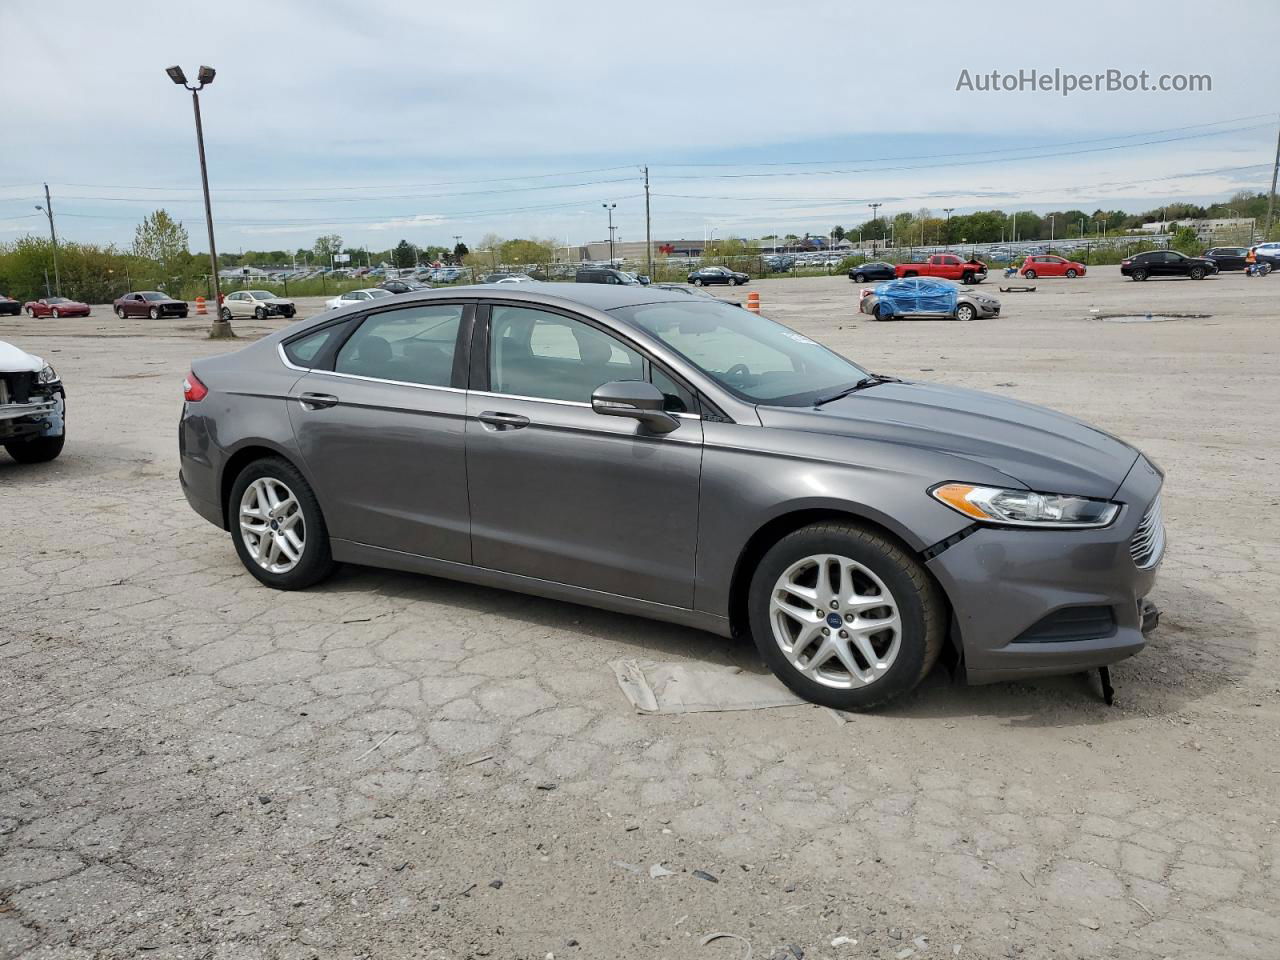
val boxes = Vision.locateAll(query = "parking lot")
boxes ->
[2,271,1278,959]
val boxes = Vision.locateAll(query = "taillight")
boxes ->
[183,371,208,402]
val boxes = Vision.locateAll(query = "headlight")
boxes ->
[931,483,1118,528]
[37,364,59,384]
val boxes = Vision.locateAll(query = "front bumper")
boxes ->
[926,455,1164,685]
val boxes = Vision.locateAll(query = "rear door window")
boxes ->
[334,304,464,386]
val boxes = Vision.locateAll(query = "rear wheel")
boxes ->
[115,306,126,318]
[748,522,945,710]
[955,303,976,322]
[692,278,703,286]
[1132,269,1148,281]
[872,304,887,321]
[25,307,34,317]
[220,306,233,322]
[229,457,336,590]
[51,308,61,318]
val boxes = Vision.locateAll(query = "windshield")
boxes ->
[142,292,168,301]
[614,300,867,406]
[46,297,69,304]
[247,290,275,299]
[367,288,393,298]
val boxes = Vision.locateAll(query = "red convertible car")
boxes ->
[114,291,189,319]
[23,296,91,318]
[1018,255,1086,279]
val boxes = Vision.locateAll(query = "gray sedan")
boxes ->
[179,283,1163,710]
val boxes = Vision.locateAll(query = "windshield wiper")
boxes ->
[812,374,902,408]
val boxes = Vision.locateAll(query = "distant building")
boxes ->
[1139,218,1256,244]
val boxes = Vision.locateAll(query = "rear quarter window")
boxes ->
[284,324,347,368]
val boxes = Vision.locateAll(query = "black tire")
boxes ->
[1132,269,1148,281]
[854,272,866,283]
[149,306,160,320]
[51,308,61,318]
[220,306,233,322]
[961,272,974,284]
[228,457,336,590]
[903,270,918,278]
[1023,270,1036,280]
[283,308,296,318]
[4,433,64,463]
[955,303,976,322]
[748,522,945,710]
[255,306,266,319]
[1065,268,1078,278]
[872,304,886,321]
[1189,267,1204,280]
[115,306,126,319]
[692,278,703,286]
[25,307,34,317]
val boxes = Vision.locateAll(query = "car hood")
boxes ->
[758,380,1139,499]
[0,340,43,373]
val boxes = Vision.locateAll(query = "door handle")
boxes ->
[478,410,530,430]
[299,392,339,410]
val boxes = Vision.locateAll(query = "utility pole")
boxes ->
[942,208,954,250]
[643,166,653,280]
[602,202,616,264]
[36,184,60,296]
[867,202,881,256]
[1265,116,1280,238]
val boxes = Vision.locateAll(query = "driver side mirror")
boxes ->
[591,380,679,434]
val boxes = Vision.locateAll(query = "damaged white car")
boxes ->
[0,339,65,463]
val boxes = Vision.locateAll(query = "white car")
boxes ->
[0,339,65,463]
[221,289,297,320]
[326,288,395,311]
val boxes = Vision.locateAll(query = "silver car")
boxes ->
[860,278,1001,322]
[221,289,297,321]
[179,284,1164,709]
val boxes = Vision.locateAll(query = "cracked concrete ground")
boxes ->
[2,273,1278,960]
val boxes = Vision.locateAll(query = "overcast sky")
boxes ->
[2,0,1277,252]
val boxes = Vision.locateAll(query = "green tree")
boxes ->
[393,239,417,268]
[132,210,189,269]
[499,237,554,264]
[312,234,343,264]
[452,241,469,263]
[831,226,846,242]
[1170,226,1201,255]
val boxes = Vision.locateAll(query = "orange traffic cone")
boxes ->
[746,292,760,313]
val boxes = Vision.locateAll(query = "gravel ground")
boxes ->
[2,271,1278,960]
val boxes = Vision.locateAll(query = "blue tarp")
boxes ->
[873,277,958,317]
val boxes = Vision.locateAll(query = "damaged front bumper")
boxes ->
[0,393,64,442]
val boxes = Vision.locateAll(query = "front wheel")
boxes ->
[4,433,64,463]
[1189,267,1204,280]
[229,457,336,590]
[1065,268,1078,278]
[854,272,866,283]
[1132,269,1148,281]
[1023,270,1036,280]
[25,307,34,317]
[748,522,945,710]
[149,306,161,320]
[955,303,976,322]
[255,306,266,319]
[51,308,61,318]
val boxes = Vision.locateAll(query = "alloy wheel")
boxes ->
[239,477,305,574]
[768,553,902,689]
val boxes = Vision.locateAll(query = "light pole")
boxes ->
[166,65,230,338]
[34,183,60,296]
[867,202,881,256]
[942,208,954,250]
[1048,215,1055,252]
[602,202,616,264]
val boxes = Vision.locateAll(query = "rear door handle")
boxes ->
[478,410,530,430]
[299,392,339,410]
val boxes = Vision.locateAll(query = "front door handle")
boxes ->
[299,392,339,410]
[478,410,531,430]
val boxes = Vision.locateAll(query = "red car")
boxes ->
[895,253,988,284]
[114,291,189,319]
[23,296,92,318]
[1018,255,1086,279]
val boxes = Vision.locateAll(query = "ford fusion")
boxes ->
[178,284,1164,709]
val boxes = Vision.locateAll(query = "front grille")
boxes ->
[1014,605,1116,643]
[0,372,34,404]
[1130,494,1165,569]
